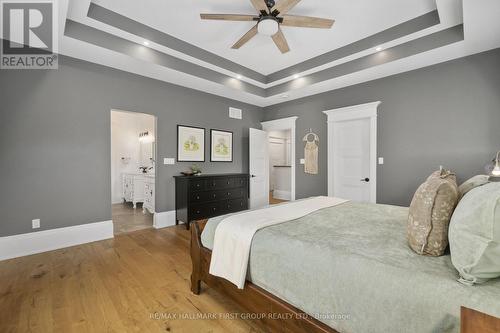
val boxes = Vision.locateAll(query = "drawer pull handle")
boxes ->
[196,196,200,200]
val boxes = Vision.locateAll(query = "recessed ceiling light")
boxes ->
[236,74,242,79]
[143,41,150,46]
[293,74,300,79]
[375,46,383,52]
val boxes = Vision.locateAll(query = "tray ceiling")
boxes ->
[55,0,500,106]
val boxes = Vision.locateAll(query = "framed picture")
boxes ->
[177,125,205,162]
[210,129,233,162]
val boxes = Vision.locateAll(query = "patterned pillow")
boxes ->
[407,169,459,256]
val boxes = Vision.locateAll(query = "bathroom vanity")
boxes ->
[122,173,155,213]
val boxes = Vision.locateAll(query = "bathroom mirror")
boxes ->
[140,141,155,169]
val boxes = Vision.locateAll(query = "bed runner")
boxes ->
[209,196,348,289]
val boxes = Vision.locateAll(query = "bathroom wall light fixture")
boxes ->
[139,131,154,143]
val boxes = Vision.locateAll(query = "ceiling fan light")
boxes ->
[258,18,279,36]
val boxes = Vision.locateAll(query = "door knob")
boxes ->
[360,178,370,182]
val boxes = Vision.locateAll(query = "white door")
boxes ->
[333,118,372,202]
[249,128,269,209]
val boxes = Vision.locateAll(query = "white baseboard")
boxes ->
[0,220,114,262]
[153,210,176,229]
[273,190,291,201]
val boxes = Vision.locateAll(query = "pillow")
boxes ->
[449,182,500,285]
[458,175,490,200]
[407,169,459,256]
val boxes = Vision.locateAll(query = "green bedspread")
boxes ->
[201,201,500,333]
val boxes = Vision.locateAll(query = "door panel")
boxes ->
[333,118,371,202]
[249,128,269,209]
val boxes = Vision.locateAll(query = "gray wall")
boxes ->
[1,48,499,237]
[0,56,263,237]
[263,48,500,206]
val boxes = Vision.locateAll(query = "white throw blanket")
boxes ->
[209,196,349,289]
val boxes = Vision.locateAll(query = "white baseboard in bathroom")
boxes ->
[153,210,176,229]
[0,220,114,261]
[273,190,291,201]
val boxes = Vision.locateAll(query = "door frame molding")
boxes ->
[261,116,298,201]
[323,102,380,203]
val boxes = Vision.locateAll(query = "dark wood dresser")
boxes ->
[174,173,249,229]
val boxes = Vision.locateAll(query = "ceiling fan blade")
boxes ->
[271,0,301,15]
[272,28,290,53]
[281,15,335,29]
[200,14,258,22]
[232,25,259,49]
[250,0,269,13]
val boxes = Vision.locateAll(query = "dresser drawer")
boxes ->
[206,202,224,217]
[189,179,205,191]
[206,177,235,190]
[190,202,224,219]
[189,189,242,204]
[235,177,248,188]
[189,205,207,219]
[189,191,209,203]
[223,188,246,200]
[225,198,248,212]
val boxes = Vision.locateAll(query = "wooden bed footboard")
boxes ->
[461,307,500,333]
[190,221,500,333]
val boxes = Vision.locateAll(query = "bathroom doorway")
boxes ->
[268,129,292,204]
[110,110,157,234]
[261,116,297,205]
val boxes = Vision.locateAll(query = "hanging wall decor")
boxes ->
[303,129,319,175]
[177,125,205,162]
[210,129,233,162]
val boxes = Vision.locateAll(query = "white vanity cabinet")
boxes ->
[143,176,155,214]
[122,174,145,208]
[122,173,155,212]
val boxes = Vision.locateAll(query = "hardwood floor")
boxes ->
[112,203,153,235]
[269,192,287,205]
[0,226,264,333]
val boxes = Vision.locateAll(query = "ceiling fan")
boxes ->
[200,0,335,54]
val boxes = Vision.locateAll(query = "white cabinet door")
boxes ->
[249,128,269,209]
[133,176,145,203]
[143,179,155,214]
[123,174,134,202]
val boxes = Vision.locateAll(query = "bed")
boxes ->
[190,200,500,333]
